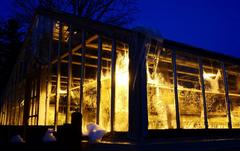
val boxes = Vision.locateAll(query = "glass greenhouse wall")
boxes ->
[0,10,240,139]
[0,11,130,133]
[146,39,240,130]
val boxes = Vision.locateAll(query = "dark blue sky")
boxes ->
[1,0,240,57]
[136,0,240,57]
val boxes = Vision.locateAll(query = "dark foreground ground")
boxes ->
[2,126,240,150]
[2,138,240,151]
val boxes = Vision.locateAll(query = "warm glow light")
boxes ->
[115,54,129,86]
[203,72,216,79]
[99,71,111,132]
[20,100,24,107]
[81,49,129,133]
[59,89,67,94]
[147,63,176,129]
[147,52,227,129]
[116,72,128,85]
[114,52,129,131]
[53,22,69,42]
[98,52,129,132]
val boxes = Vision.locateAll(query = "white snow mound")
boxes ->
[87,123,106,143]
[42,128,56,142]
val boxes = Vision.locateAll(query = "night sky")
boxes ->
[1,0,240,57]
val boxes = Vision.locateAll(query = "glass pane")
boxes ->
[57,64,68,125]
[99,37,112,132]
[203,59,228,128]
[147,40,176,129]
[68,27,82,123]
[57,23,70,125]
[114,41,129,132]
[82,31,98,133]
[176,53,204,129]
[226,63,240,128]
[47,20,59,126]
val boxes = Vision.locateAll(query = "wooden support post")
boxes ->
[31,80,35,125]
[66,25,72,124]
[199,58,208,129]
[0,98,2,124]
[96,35,102,124]
[13,67,18,125]
[2,99,4,125]
[5,100,7,125]
[9,95,12,125]
[222,63,232,129]
[6,96,8,125]
[45,21,53,125]
[0,98,1,124]
[172,50,180,129]
[54,22,62,130]
[3,100,8,125]
[6,96,10,125]
[8,94,12,125]
[18,101,21,125]
[1,103,3,125]
[1,100,3,125]
[2,103,4,125]
[128,33,148,140]
[23,76,31,140]
[4,101,7,125]
[8,94,11,125]
[3,101,5,125]
[9,94,12,125]
[80,29,86,113]
[2,100,4,125]
[50,35,97,65]
[9,79,14,125]
[3,99,5,125]
[110,39,116,132]
[36,75,41,125]
[5,97,8,125]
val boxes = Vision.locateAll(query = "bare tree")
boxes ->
[0,19,22,92]
[72,0,138,26]
[13,0,138,27]
[14,0,71,27]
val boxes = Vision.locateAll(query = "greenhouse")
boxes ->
[0,9,240,140]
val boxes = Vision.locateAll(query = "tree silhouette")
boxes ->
[0,0,137,92]
[14,0,137,28]
[0,19,22,92]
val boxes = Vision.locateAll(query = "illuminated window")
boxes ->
[147,41,176,129]
[202,59,228,128]
[225,63,240,128]
[114,42,129,132]
[53,21,69,42]
[176,53,204,129]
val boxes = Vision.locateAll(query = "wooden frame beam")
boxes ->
[54,22,62,130]
[66,25,72,124]
[199,58,208,129]
[222,63,232,129]
[110,39,116,132]
[80,29,86,113]
[74,52,111,62]
[61,60,110,69]
[51,35,98,64]
[172,50,180,129]
[96,35,102,124]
